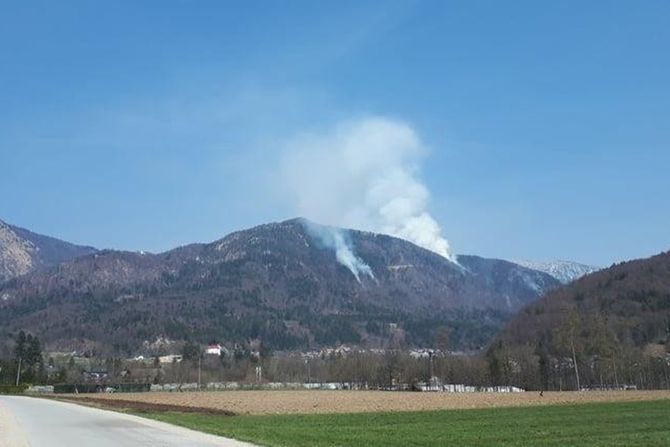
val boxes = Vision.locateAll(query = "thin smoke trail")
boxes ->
[302,220,374,281]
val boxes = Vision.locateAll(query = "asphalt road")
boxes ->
[0,395,255,447]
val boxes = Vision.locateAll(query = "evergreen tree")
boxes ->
[13,330,44,384]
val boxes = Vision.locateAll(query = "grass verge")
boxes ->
[141,399,670,446]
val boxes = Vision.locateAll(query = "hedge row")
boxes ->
[53,383,151,394]
[0,384,29,394]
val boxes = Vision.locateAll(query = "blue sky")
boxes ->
[1,1,668,266]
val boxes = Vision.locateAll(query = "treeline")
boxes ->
[0,330,46,385]
[176,348,670,390]
[1,334,669,391]
[487,340,670,391]
[487,310,670,390]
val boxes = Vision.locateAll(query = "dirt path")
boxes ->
[65,389,670,415]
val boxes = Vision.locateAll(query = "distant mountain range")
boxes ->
[512,260,601,284]
[0,220,96,283]
[6,216,661,391]
[0,218,563,354]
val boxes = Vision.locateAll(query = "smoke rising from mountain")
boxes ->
[302,220,374,281]
[282,116,454,262]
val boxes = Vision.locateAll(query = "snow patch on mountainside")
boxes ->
[514,260,601,284]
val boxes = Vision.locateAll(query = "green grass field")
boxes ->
[143,399,670,446]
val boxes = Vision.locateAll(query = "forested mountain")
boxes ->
[0,219,97,283]
[0,219,560,354]
[489,250,670,390]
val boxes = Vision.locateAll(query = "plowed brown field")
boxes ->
[64,390,670,415]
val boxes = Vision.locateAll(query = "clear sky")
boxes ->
[1,1,668,266]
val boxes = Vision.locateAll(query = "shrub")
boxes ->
[0,384,29,394]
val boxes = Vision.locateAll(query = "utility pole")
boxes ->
[570,338,581,391]
[197,355,202,390]
[612,357,619,389]
[15,357,22,386]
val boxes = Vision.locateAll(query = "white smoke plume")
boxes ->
[302,220,374,281]
[281,116,454,263]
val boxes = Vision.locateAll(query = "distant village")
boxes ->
[16,338,651,396]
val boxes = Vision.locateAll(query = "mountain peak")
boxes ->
[511,259,601,284]
[0,219,97,283]
[0,218,560,353]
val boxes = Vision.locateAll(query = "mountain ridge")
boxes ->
[0,218,561,354]
[0,219,97,283]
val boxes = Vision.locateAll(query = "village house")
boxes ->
[82,368,108,382]
[205,343,223,356]
[158,354,183,364]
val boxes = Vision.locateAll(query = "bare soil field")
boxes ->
[61,389,670,416]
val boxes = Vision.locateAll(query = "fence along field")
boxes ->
[66,389,670,415]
